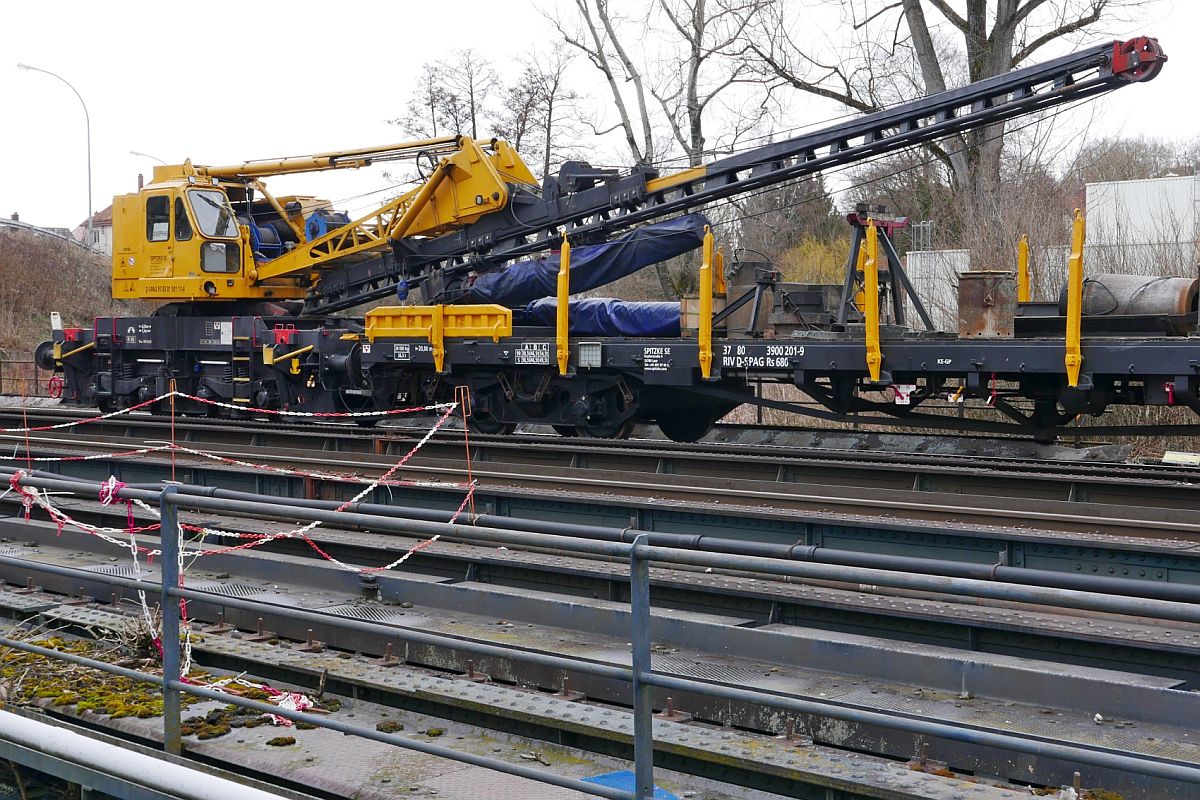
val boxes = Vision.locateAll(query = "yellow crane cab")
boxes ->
[110,137,539,308]
[110,164,317,304]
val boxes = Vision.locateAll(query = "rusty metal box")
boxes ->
[957,270,1016,337]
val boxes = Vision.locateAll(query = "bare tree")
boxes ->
[1064,135,1198,186]
[495,69,542,155]
[393,63,446,139]
[392,50,497,140]
[442,49,498,140]
[553,0,772,297]
[495,45,583,180]
[554,0,671,294]
[734,1,1153,209]
[533,45,583,179]
[651,0,767,166]
[553,0,659,165]
[556,0,770,167]
[726,176,844,264]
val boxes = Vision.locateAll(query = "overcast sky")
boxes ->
[2,0,1192,231]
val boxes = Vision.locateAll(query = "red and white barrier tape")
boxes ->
[6,401,461,567]
[182,403,459,560]
[155,441,468,490]
[1,395,163,433]
[3,440,466,497]
[297,482,476,574]
[10,402,472,686]
[184,393,453,419]
[4,396,471,675]
[192,674,313,727]
[2,445,174,464]
[7,473,162,545]
[0,390,455,433]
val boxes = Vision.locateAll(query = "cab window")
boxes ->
[201,241,241,273]
[188,189,239,238]
[146,196,170,242]
[174,197,193,241]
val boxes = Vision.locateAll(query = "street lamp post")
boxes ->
[17,63,92,251]
[129,150,166,165]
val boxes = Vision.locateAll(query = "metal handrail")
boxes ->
[0,218,95,252]
[0,360,48,398]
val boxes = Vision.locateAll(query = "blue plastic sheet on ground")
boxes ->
[517,298,681,337]
[465,213,709,307]
[582,770,680,799]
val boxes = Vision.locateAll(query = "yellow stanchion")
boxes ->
[863,220,882,382]
[1017,233,1031,303]
[699,226,714,380]
[1065,210,1085,387]
[557,233,570,376]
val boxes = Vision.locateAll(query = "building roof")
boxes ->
[75,204,114,229]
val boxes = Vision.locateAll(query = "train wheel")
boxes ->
[578,419,635,439]
[658,414,713,443]
[551,425,578,437]
[468,411,517,435]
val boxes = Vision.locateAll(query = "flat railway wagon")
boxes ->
[38,37,1189,441]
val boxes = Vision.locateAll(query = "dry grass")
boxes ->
[0,228,148,359]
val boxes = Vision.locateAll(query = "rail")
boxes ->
[1,471,1199,796]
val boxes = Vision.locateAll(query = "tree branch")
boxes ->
[854,1,903,30]
[745,41,875,112]
[595,0,657,161]
[1011,5,1104,65]
[924,0,970,32]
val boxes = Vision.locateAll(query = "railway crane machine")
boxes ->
[39,37,1180,440]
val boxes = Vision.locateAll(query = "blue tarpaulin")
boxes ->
[518,298,681,337]
[465,214,709,307]
[582,771,680,799]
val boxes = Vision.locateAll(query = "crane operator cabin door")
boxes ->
[141,187,243,299]
[142,193,174,278]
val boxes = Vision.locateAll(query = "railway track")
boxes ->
[10,484,1200,682]
[3,421,1197,539]
[0,401,1133,460]
[5,406,1200,592]
[0,405,1193,506]
[1,414,1197,796]
[2,496,1198,798]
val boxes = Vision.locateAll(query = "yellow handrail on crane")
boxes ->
[863,220,882,382]
[699,226,715,380]
[1065,209,1085,388]
[557,233,570,376]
